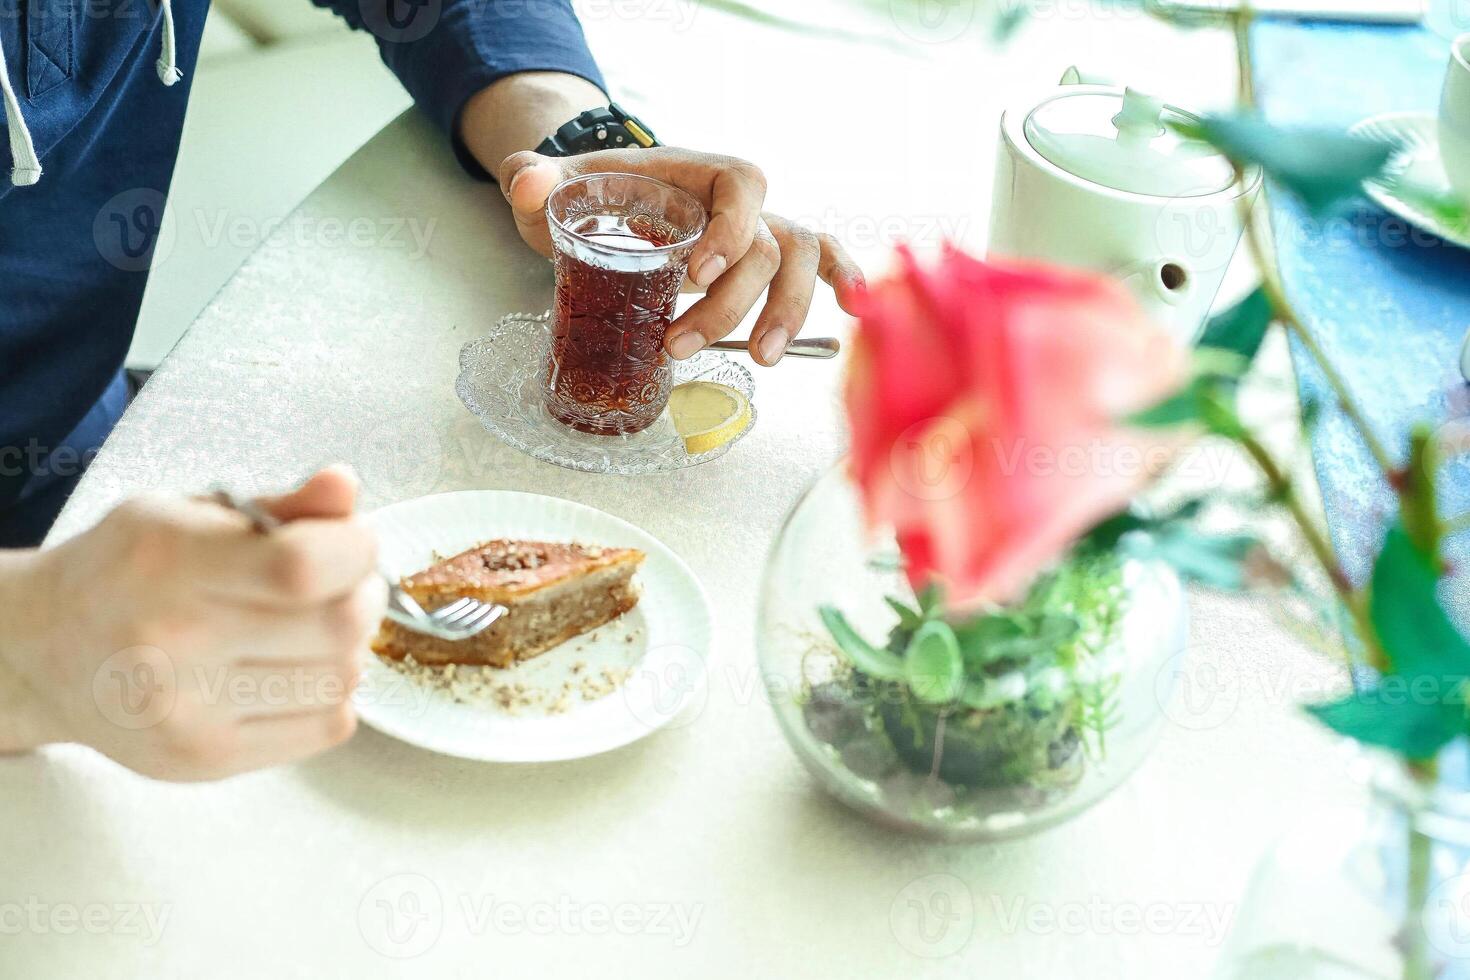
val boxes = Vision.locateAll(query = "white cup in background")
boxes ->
[1440,32,1470,201]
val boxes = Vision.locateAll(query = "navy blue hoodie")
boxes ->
[0,0,603,544]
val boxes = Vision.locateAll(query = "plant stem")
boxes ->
[1228,13,1398,478]
[1404,760,1439,980]
[1239,209,1400,476]
[1405,826,1434,980]
[1224,7,1393,672]
[1232,11,1256,105]
[1444,510,1470,538]
[1228,16,1437,980]
[1235,426,1387,670]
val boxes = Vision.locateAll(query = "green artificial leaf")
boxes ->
[978,636,1050,665]
[1369,522,1469,680]
[904,621,966,704]
[952,613,1019,644]
[1302,521,1470,761]
[1182,114,1394,216]
[1192,346,1253,379]
[1195,381,1249,439]
[819,607,905,681]
[916,581,946,616]
[1033,614,1081,647]
[1306,690,1464,761]
[1079,500,1214,555]
[992,1,1029,41]
[1128,527,1258,590]
[1128,353,1244,431]
[987,625,1077,665]
[953,615,1024,670]
[1128,369,1246,439]
[884,596,924,631]
[950,613,1078,672]
[1129,383,1206,428]
[1078,511,1150,553]
[1199,287,1274,362]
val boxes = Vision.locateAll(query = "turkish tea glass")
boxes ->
[543,173,708,436]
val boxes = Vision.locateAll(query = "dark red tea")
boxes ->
[544,212,687,436]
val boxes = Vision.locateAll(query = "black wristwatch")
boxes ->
[536,103,660,157]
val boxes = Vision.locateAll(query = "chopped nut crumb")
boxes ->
[578,665,631,702]
[377,651,632,716]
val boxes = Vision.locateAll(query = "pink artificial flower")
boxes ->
[845,245,1190,607]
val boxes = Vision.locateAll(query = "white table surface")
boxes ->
[3,4,1365,977]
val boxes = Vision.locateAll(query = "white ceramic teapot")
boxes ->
[988,68,1261,342]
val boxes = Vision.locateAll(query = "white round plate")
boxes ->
[1350,110,1470,251]
[456,312,757,476]
[353,491,711,762]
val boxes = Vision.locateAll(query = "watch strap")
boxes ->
[536,103,660,157]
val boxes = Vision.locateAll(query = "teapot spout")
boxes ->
[1118,257,1199,337]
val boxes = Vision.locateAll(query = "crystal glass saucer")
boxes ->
[456,312,757,475]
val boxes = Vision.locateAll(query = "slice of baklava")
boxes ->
[371,540,644,667]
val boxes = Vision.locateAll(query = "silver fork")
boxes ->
[211,489,507,642]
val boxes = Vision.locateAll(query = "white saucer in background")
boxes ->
[1350,110,1470,251]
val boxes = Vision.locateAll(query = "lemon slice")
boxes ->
[669,381,751,455]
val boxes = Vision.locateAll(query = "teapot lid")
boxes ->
[1023,88,1237,197]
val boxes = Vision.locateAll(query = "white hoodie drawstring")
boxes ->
[1,0,181,187]
[0,35,41,186]
[156,0,181,86]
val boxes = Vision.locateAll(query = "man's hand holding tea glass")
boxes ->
[458,72,867,367]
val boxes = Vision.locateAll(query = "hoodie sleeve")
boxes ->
[311,0,606,179]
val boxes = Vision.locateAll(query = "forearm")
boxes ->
[310,0,605,179]
[0,550,60,753]
[457,71,607,180]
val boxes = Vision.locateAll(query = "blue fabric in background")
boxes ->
[1252,21,1470,628]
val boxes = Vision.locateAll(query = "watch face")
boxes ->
[539,107,657,158]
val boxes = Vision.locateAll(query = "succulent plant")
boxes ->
[811,550,1126,793]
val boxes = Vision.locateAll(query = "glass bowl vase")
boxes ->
[756,463,1189,842]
